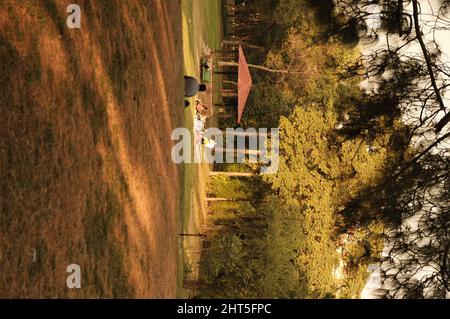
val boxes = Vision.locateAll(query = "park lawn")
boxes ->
[0,0,183,298]
[178,0,223,298]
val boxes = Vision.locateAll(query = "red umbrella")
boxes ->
[237,45,253,124]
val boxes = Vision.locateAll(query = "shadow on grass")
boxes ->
[84,189,134,298]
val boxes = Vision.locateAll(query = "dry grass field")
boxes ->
[0,0,183,298]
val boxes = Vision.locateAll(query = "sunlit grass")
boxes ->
[178,0,223,298]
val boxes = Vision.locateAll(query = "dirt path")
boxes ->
[0,0,183,298]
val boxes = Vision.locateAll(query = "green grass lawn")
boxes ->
[177,0,223,298]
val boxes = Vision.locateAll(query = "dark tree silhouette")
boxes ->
[334,0,450,298]
[377,153,450,298]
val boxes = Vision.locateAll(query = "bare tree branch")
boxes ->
[412,0,446,111]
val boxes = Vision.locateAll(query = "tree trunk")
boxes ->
[209,171,256,177]
[411,0,448,133]
[215,147,261,156]
[206,197,251,202]
[222,40,263,50]
[218,61,290,74]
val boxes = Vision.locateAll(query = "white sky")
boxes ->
[357,0,450,299]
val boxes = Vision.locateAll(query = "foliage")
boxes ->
[198,0,431,299]
[265,105,392,296]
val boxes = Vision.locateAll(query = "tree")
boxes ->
[335,0,450,138]
[363,153,450,298]
[332,0,450,297]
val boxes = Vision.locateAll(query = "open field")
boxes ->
[179,0,222,297]
[0,0,183,298]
